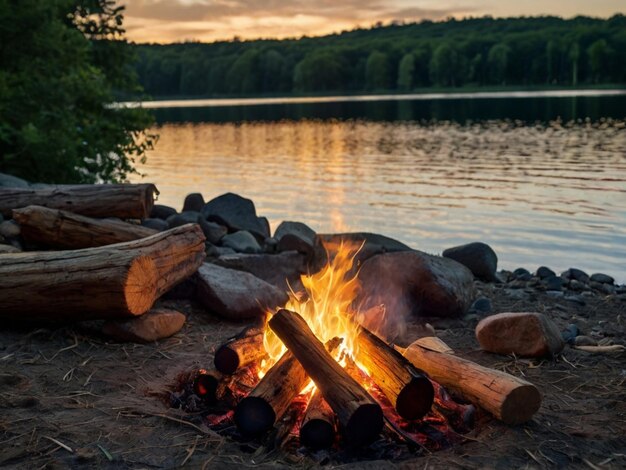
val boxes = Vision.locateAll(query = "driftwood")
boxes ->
[214,324,266,374]
[234,337,341,437]
[0,250,158,320]
[399,337,541,425]
[13,205,157,249]
[269,309,383,446]
[300,390,336,449]
[0,184,157,219]
[355,325,434,420]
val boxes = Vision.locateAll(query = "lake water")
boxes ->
[130,91,626,282]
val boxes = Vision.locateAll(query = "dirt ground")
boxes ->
[1,282,625,469]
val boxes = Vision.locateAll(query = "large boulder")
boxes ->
[198,218,228,244]
[476,312,564,358]
[201,193,269,240]
[150,204,177,220]
[0,172,29,188]
[196,263,288,320]
[102,309,186,343]
[182,193,205,212]
[213,251,307,291]
[356,251,475,327]
[274,221,316,258]
[442,242,498,282]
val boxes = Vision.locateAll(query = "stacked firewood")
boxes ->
[0,184,206,323]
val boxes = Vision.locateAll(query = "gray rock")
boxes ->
[220,231,262,253]
[0,220,20,238]
[590,273,614,285]
[590,281,615,295]
[0,172,29,188]
[198,218,227,244]
[562,268,590,284]
[564,294,586,306]
[568,279,586,291]
[442,242,498,282]
[263,237,278,253]
[318,232,412,253]
[206,244,236,258]
[512,268,532,281]
[274,221,316,257]
[213,251,307,291]
[542,275,564,291]
[141,218,169,231]
[536,266,556,279]
[470,297,493,315]
[151,204,177,220]
[202,193,269,241]
[182,193,205,212]
[196,263,288,320]
[574,335,597,347]
[546,291,564,298]
[167,211,201,228]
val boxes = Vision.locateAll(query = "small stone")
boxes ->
[167,211,201,228]
[504,288,529,300]
[182,193,205,212]
[102,309,186,343]
[220,231,262,253]
[590,273,614,285]
[536,266,556,279]
[274,221,316,258]
[263,237,278,253]
[569,279,585,291]
[198,218,227,244]
[574,335,597,347]
[141,218,169,231]
[470,297,492,315]
[513,268,531,279]
[508,280,527,289]
[615,286,626,294]
[476,312,564,357]
[0,220,20,238]
[564,294,586,306]
[562,268,590,284]
[543,275,564,291]
[590,281,615,295]
[150,204,177,220]
[442,242,498,282]
[561,324,579,345]
[546,291,564,298]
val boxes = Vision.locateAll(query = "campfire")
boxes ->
[171,241,541,453]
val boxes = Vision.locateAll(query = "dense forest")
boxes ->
[132,15,626,98]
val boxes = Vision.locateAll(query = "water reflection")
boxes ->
[133,119,626,281]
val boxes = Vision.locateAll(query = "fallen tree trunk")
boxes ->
[269,309,383,447]
[0,250,158,320]
[214,324,267,375]
[355,325,434,420]
[0,184,158,219]
[234,337,341,437]
[399,337,541,425]
[13,205,157,249]
[300,390,336,449]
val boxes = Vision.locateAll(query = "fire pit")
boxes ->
[168,241,540,456]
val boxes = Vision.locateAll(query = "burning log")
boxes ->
[0,184,157,219]
[193,369,223,405]
[400,338,541,425]
[0,250,158,320]
[214,324,266,375]
[13,205,158,249]
[234,337,341,437]
[355,325,434,420]
[269,309,383,447]
[300,390,336,450]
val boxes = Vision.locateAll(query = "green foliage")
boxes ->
[132,15,626,97]
[0,0,154,183]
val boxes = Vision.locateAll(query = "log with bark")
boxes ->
[13,205,158,249]
[0,184,157,219]
[0,249,158,320]
[0,224,205,321]
[355,325,434,420]
[300,390,336,449]
[399,337,541,425]
[214,323,267,375]
[269,309,383,447]
[234,337,341,437]
[193,369,223,405]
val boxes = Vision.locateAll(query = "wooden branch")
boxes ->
[300,390,336,449]
[0,250,158,320]
[234,337,341,437]
[355,325,434,420]
[400,338,541,425]
[214,325,266,375]
[269,309,383,447]
[0,184,158,219]
[13,205,157,249]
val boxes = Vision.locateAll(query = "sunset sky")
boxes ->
[123,0,626,44]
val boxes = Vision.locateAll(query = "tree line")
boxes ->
[133,15,626,98]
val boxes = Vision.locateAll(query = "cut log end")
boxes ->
[234,396,276,436]
[300,419,335,450]
[345,403,383,447]
[214,345,240,375]
[193,372,221,405]
[500,384,542,425]
[396,374,435,420]
[124,256,159,315]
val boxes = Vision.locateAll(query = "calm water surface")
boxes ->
[131,92,626,282]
